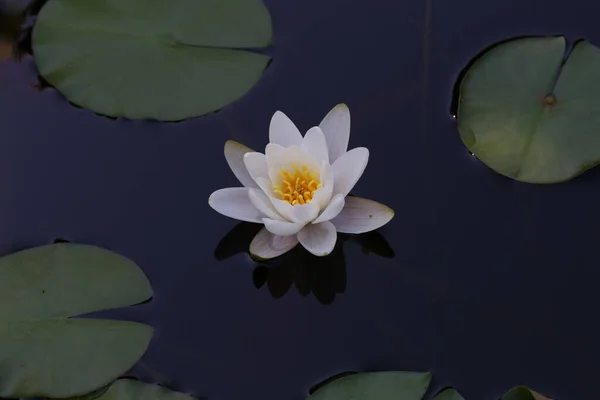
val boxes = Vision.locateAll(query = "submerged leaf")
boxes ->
[0,243,153,398]
[32,0,272,120]
[502,386,553,400]
[87,379,197,400]
[306,371,431,400]
[457,36,600,183]
[432,388,465,400]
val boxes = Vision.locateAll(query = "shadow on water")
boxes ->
[214,222,395,305]
[0,0,25,62]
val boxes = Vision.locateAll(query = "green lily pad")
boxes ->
[0,243,153,399]
[82,379,197,400]
[306,371,431,400]
[432,388,465,400]
[32,0,272,121]
[502,386,552,400]
[457,36,600,183]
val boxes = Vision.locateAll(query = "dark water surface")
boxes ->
[1,0,599,399]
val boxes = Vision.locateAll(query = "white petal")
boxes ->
[301,126,329,164]
[250,228,298,260]
[208,188,263,223]
[313,194,345,224]
[330,196,394,233]
[319,103,350,163]
[332,147,369,197]
[311,162,334,210]
[269,111,303,147]
[265,144,320,183]
[297,221,337,256]
[256,177,276,198]
[288,202,319,224]
[243,152,269,185]
[249,188,283,221]
[224,140,258,188]
[263,218,305,236]
[268,196,316,224]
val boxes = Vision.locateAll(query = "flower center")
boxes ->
[272,164,321,205]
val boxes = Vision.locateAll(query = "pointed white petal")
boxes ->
[301,126,329,164]
[249,188,283,221]
[243,152,269,185]
[288,202,319,224]
[313,194,345,224]
[332,147,369,197]
[311,162,334,209]
[223,140,258,188]
[297,221,337,256]
[263,218,305,236]
[208,188,263,223]
[330,196,394,233]
[255,177,275,198]
[319,103,350,163]
[250,228,298,260]
[269,197,297,222]
[269,111,303,147]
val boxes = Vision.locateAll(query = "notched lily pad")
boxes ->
[0,243,153,399]
[84,379,197,400]
[457,36,600,183]
[32,0,273,121]
[306,371,432,400]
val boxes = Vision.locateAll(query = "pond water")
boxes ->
[1,0,599,399]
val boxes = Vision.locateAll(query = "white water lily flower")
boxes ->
[208,104,394,259]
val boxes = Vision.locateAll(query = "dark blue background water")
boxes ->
[1,0,599,399]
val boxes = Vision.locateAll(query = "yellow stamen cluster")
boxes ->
[272,164,322,205]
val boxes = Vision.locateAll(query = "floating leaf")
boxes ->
[432,388,465,400]
[306,371,431,400]
[85,379,196,400]
[32,0,272,120]
[502,386,553,400]
[457,36,600,183]
[0,243,153,398]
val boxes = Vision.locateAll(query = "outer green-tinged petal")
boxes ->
[297,221,337,256]
[433,388,465,400]
[224,140,258,188]
[331,147,369,197]
[0,243,153,398]
[307,371,431,400]
[208,187,263,223]
[319,103,350,163]
[250,227,298,260]
[313,194,345,224]
[263,218,304,236]
[93,379,196,400]
[269,111,303,147]
[331,196,394,234]
[302,126,329,164]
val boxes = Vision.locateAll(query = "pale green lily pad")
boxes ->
[432,388,465,400]
[0,243,153,399]
[85,379,196,400]
[32,0,272,121]
[457,36,600,183]
[502,386,552,400]
[306,371,431,400]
